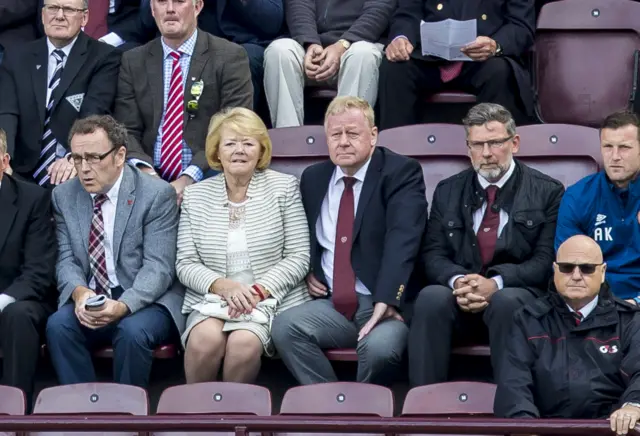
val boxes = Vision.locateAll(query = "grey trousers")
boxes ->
[271,295,408,385]
[263,38,384,127]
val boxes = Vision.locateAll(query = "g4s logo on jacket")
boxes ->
[599,345,619,354]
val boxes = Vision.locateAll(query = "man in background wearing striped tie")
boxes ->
[0,0,121,188]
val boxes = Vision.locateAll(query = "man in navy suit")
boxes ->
[271,96,428,385]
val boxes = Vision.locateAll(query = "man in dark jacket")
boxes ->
[408,103,565,387]
[378,0,535,129]
[494,235,640,436]
[263,0,395,127]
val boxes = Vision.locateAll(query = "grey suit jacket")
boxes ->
[51,164,186,334]
[113,29,253,173]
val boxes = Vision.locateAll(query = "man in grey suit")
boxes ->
[114,0,253,205]
[46,115,185,388]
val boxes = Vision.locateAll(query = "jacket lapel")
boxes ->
[308,162,335,284]
[206,175,230,276]
[77,185,93,254]
[184,31,210,118]
[0,177,18,254]
[353,148,383,238]
[32,40,48,126]
[112,166,136,265]
[51,32,89,113]
[243,172,267,266]
[147,39,165,139]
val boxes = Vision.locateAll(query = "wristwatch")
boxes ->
[494,42,503,56]
[338,39,351,50]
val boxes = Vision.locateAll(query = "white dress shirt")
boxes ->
[46,36,78,158]
[0,180,16,312]
[89,170,124,291]
[567,295,598,320]
[316,158,372,296]
[449,160,516,290]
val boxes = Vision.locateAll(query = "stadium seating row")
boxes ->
[0,381,496,421]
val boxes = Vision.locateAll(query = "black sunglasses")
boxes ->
[556,262,603,275]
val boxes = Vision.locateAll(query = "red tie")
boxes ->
[332,177,358,320]
[160,51,184,181]
[440,61,463,83]
[573,311,584,325]
[477,185,499,266]
[84,0,109,39]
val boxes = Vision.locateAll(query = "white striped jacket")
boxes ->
[176,169,311,314]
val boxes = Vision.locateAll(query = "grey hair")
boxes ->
[0,128,6,155]
[82,0,89,8]
[462,103,516,137]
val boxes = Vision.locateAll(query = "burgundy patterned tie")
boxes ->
[477,185,499,266]
[89,194,110,295]
[332,177,358,320]
[84,0,109,39]
[573,311,584,325]
[440,61,463,83]
[160,51,184,181]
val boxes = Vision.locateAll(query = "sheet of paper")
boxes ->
[420,19,477,61]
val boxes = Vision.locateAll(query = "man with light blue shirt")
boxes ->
[114,0,253,204]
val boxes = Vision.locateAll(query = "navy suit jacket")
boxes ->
[299,147,428,309]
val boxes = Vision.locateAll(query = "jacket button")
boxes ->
[481,14,487,20]
[437,3,443,10]
[449,233,453,237]
[527,220,533,226]
[448,221,454,227]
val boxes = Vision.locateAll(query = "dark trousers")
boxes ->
[242,42,265,111]
[0,300,52,403]
[378,56,527,129]
[46,301,176,388]
[408,284,536,387]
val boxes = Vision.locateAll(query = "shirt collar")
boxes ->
[566,295,599,319]
[46,35,78,59]
[90,168,124,204]
[161,28,198,59]
[477,159,515,190]
[332,155,372,186]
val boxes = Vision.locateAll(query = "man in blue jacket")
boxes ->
[555,110,640,302]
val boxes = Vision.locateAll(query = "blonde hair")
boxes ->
[0,128,6,155]
[324,96,375,128]
[205,107,272,171]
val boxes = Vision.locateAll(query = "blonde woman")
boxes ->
[176,107,311,383]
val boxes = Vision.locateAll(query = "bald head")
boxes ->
[554,235,606,310]
[557,235,604,264]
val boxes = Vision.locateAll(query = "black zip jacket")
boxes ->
[494,283,640,418]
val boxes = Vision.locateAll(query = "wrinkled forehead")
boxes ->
[556,247,602,264]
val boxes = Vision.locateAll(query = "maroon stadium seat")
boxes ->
[31,383,149,436]
[425,92,477,104]
[153,382,271,436]
[0,385,26,436]
[535,0,640,126]
[269,126,328,179]
[378,123,469,204]
[276,383,393,436]
[324,349,359,361]
[517,124,601,186]
[399,382,496,436]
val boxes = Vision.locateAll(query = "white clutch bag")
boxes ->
[191,293,277,325]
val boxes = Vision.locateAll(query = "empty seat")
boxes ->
[400,382,497,436]
[517,124,601,186]
[0,385,26,436]
[269,126,328,179]
[31,383,149,436]
[378,124,469,205]
[535,0,640,126]
[153,382,271,436]
[277,383,394,436]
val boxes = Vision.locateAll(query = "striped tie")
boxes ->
[159,51,184,182]
[34,49,66,186]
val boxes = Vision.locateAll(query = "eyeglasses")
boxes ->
[68,147,118,166]
[556,262,603,275]
[467,136,514,151]
[43,4,87,16]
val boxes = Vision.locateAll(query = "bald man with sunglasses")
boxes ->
[495,235,640,435]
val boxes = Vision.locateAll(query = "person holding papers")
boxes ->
[377,0,535,129]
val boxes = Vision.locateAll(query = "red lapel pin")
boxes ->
[127,199,133,206]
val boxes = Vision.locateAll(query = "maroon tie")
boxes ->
[332,177,358,320]
[477,185,499,266]
[84,0,109,39]
[573,311,584,325]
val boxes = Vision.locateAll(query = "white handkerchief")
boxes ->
[66,93,85,112]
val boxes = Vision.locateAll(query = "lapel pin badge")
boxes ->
[127,199,133,206]
[36,65,42,70]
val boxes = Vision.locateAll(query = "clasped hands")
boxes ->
[452,274,499,313]
[304,42,347,82]
[385,36,497,62]
[74,287,129,329]
[211,278,264,319]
